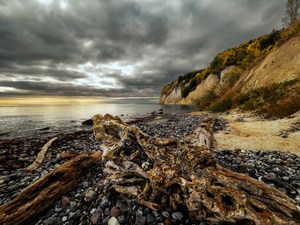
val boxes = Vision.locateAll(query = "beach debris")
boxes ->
[0,151,102,225]
[92,114,300,224]
[26,137,58,171]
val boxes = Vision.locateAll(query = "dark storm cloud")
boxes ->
[0,66,87,81]
[0,80,154,97]
[0,0,286,97]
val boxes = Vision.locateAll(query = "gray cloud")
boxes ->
[0,0,286,97]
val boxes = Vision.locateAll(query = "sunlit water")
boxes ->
[0,98,196,139]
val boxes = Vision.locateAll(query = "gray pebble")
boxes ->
[117,215,126,223]
[135,215,146,225]
[172,211,184,221]
[162,211,170,218]
[62,216,68,222]
[43,217,62,225]
[147,214,156,225]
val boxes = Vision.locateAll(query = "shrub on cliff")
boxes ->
[193,90,218,110]
[235,79,300,117]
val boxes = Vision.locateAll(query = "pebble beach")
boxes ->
[0,112,299,225]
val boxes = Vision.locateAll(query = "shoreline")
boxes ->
[0,112,300,224]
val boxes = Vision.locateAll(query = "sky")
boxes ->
[0,0,286,99]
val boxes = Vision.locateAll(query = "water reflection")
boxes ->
[0,98,196,139]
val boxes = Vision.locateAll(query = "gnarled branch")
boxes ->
[93,114,300,225]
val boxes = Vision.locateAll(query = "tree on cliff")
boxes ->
[282,0,300,27]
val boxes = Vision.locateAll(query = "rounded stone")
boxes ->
[135,215,146,225]
[146,214,156,225]
[90,212,102,224]
[61,196,70,206]
[117,215,126,223]
[108,216,120,225]
[110,207,120,217]
[164,218,172,225]
[62,216,68,222]
[84,188,96,202]
[171,211,184,221]
[162,211,170,218]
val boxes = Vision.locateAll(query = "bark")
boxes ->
[0,151,102,225]
[93,114,300,225]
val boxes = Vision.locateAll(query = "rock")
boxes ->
[280,133,288,138]
[41,170,48,177]
[110,207,120,217]
[81,181,89,188]
[43,217,62,225]
[157,111,163,115]
[147,214,156,225]
[100,196,110,208]
[0,174,19,182]
[171,211,184,221]
[164,218,172,225]
[84,188,96,202]
[116,200,127,213]
[90,212,102,224]
[39,127,50,131]
[2,171,9,175]
[7,184,18,192]
[108,217,120,225]
[69,201,77,212]
[61,196,70,206]
[69,210,81,220]
[117,215,126,223]
[0,132,10,137]
[102,216,110,224]
[153,211,163,222]
[0,179,4,185]
[62,216,68,222]
[162,211,170,218]
[136,206,144,217]
[82,119,93,126]
[90,208,96,214]
[135,215,146,225]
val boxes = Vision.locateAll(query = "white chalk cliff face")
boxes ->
[159,86,182,104]
[178,74,220,105]
[160,69,235,105]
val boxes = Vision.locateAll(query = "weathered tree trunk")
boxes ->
[93,114,300,225]
[0,151,102,225]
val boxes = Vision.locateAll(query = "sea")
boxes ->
[0,97,196,139]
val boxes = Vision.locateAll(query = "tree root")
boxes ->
[93,114,300,225]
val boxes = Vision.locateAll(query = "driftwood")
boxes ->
[93,114,300,225]
[26,137,58,171]
[0,151,102,225]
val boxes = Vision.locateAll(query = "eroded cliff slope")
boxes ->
[160,31,300,113]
